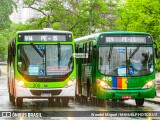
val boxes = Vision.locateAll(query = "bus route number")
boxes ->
[33,83,40,88]
[25,36,33,41]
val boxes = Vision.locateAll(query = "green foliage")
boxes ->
[23,0,118,37]
[116,0,160,39]
[1,0,160,66]
[116,0,160,71]
[155,59,160,72]
[0,35,7,61]
[0,0,16,29]
[0,0,16,61]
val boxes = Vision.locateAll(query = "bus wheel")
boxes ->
[135,98,144,106]
[61,98,69,107]
[16,97,23,108]
[10,94,15,106]
[48,98,54,106]
[9,93,14,102]
[90,97,95,106]
[9,92,12,102]
[98,99,105,107]
[55,98,61,106]
[111,99,117,107]
[75,95,81,102]
[82,96,87,104]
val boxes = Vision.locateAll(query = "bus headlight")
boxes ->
[142,80,155,89]
[65,78,75,88]
[97,79,111,89]
[16,79,27,88]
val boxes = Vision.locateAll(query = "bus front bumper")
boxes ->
[15,85,76,98]
[96,85,156,99]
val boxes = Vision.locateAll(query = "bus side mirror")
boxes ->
[93,46,98,58]
[155,48,160,58]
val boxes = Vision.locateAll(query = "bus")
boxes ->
[8,28,76,107]
[75,31,159,106]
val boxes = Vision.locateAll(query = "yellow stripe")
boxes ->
[122,77,127,89]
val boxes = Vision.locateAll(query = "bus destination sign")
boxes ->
[18,34,72,42]
[98,35,152,44]
[105,37,146,43]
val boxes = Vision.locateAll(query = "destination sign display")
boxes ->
[18,34,72,42]
[105,37,146,43]
[98,35,152,44]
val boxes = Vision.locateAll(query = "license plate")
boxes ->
[122,96,131,99]
[41,93,51,97]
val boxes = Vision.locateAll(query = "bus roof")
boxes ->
[75,31,151,43]
[101,31,150,35]
[17,29,72,34]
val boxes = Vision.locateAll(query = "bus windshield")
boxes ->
[18,45,73,76]
[98,46,153,76]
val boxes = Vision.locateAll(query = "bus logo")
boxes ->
[44,84,48,87]
[125,80,128,84]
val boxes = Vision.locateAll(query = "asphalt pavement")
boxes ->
[145,89,160,104]
[1,74,160,105]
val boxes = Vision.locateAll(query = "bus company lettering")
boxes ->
[47,67,68,71]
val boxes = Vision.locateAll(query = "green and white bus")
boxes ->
[75,31,159,106]
[8,28,76,107]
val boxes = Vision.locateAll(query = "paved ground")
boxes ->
[1,72,160,105]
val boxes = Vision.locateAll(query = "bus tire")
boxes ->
[135,98,144,106]
[87,79,91,105]
[98,99,105,107]
[55,98,61,106]
[61,98,69,107]
[48,98,54,106]
[9,93,15,106]
[16,97,23,108]
[9,93,13,102]
[111,99,117,107]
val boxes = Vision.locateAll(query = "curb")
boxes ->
[145,99,160,104]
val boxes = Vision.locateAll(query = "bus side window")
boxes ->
[88,42,92,63]
[84,43,87,64]
[86,43,89,64]
[75,44,79,63]
[82,43,85,64]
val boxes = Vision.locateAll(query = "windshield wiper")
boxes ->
[108,46,113,62]
[57,43,61,67]
[108,45,113,71]
[31,43,43,58]
[129,46,140,58]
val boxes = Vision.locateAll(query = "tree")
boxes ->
[0,0,16,29]
[0,0,16,61]
[116,0,160,70]
[116,0,160,40]
[22,0,118,37]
